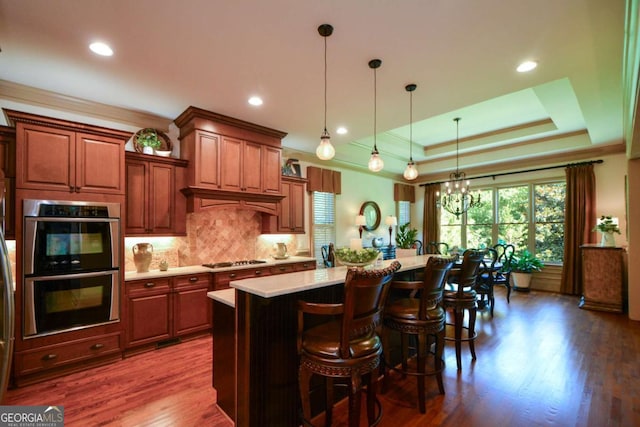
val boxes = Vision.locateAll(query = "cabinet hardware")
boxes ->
[91,343,105,350]
[279,267,286,271]
[230,274,236,278]
[42,354,58,361]
[255,270,262,275]
[144,282,156,288]
[189,277,198,282]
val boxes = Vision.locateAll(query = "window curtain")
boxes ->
[422,184,440,245]
[560,164,596,295]
[306,166,341,194]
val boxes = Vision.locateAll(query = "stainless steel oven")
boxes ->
[22,199,121,338]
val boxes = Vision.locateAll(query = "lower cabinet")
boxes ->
[125,273,212,353]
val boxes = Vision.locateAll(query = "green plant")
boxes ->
[136,128,162,149]
[593,215,621,234]
[509,249,544,273]
[395,222,418,249]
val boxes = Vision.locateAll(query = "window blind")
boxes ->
[312,191,336,267]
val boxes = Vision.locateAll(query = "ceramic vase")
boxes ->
[601,232,616,247]
[133,242,153,273]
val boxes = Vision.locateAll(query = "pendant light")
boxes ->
[403,83,418,180]
[315,24,335,160]
[368,59,384,172]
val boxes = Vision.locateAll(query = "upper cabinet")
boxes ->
[262,176,306,234]
[6,110,131,196]
[0,126,16,239]
[174,106,287,214]
[125,152,188,236]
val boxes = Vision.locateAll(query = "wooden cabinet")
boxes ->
[125,152,188,236]
[125,273,213,353]
[174,106,286,211]
[213,261,316,290]
[580,245,626,313]
[0,126,16,239]
[6,110,130,196]
[261,176,306,234]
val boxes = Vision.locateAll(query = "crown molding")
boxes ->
[0,80,172,131]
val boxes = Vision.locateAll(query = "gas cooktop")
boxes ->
[202,259,267,269]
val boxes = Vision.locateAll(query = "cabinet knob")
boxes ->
[229,273,236,278]
[255,270,262,275]
[144,282,156,288]
[189,277,198,282]
[279,266,286,271]
[76,186,82,192]
[42,354,58,361]
[91,343,105,350]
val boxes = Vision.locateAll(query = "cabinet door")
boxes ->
[173,274,212,336]
[279,180,293,230]
[16,123,74,192]
[262,145,281,194]
[195,130,220,188]
[220,136,243,192]
[126,279,172,347]
[149,162,175,233]
[125,160,149,234]
[289,180,305,232]
[76,132,125,194]
[242,141,262,193]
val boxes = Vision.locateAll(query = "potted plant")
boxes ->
[509,249,544,291]
[135,128,162,154]
[592,215,620,247]
[395,222,418,258]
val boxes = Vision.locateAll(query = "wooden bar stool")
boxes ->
[382,256,456,413]
[443,249,485,370]
[297,261,401,427]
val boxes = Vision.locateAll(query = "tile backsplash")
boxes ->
[124,208,304,272]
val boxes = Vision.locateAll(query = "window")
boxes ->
[397,200,411,227]
[438,180,565,263]
[312,191,336,267]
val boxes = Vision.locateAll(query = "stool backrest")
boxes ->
[340,261,401,357]
[419,256,456,316]
[451,249,486,293]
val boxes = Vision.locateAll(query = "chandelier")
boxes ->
[437,117,481,217]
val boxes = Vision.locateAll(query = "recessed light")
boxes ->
[89,42,113,57]
[248,96,263,106]
[336,127,348,135]
[517,60,537,72]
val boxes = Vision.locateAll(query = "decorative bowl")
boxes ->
[334,247,380,267]
[155,150,172,157]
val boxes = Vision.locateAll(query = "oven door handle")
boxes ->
[25,270,118,282]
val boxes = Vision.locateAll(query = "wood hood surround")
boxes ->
[174,106,288,215]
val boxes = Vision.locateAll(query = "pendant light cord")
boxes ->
[324,35,328,131]
[409,90,413,161]
[455,117,460,175]
[373,67,377,151]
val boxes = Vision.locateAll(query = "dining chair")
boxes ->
[382,256,456,413]
[297,261,401,427]
[492,243,515,303]
[425,242,449,255]
[443,249,486,370]
[474,248,499,317]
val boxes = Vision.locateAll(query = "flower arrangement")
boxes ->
[135,128,162,150]
[334,247,380,266]
[593,216,620,234]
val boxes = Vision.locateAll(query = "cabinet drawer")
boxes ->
[16,333,121,376]
[270,264,296,274]
[293,261,316,271]
[126,278,171,295]
[214,267,271,290]
[173,273,211,289]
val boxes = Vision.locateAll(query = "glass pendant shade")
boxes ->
[403,162,418,180]
[316,129,335,160]
[368,150,384,172]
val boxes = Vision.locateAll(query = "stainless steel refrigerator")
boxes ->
[0,178,14,402]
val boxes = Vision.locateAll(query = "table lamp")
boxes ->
[355,215,367,238]
[385,216,397,246]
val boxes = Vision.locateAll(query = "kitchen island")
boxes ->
[208,255,433,427]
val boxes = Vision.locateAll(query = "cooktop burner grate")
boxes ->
[203,259,267,269]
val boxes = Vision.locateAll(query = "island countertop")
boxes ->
[229,255,433,298]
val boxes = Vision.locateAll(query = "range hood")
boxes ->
[181,186,284,215]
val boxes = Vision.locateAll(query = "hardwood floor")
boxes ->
[5,289,640,426]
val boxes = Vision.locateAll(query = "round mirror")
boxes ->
[359,201,381,231]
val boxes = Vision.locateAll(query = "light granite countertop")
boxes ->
[125,256,316,281]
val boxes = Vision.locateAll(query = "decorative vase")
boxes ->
[133,242,153,273]
[142,146,154,155]
[601,231,616,247]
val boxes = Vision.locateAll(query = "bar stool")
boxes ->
[443,249,485,370]
[297,261,401,427]
[382,256,456,413]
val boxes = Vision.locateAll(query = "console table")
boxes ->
[579,245,626,313]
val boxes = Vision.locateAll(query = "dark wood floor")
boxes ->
[5,288,640,426]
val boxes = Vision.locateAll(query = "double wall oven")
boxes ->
[22,199,121,338]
